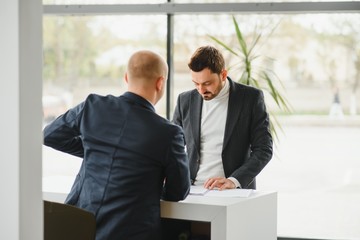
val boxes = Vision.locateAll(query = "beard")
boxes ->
[202,92,216,100]
[198,75,225,101]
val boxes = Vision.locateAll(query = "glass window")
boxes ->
[42,7,360,240]
[43,15,168,124]
[42,15,168,189]
[173,13,360,116]
[172,13,360,239]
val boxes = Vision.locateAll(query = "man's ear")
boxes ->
[221,69,228,81]
[124,72,129,84]
[156,76,164,91]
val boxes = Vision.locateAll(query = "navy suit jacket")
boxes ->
[43,92,190,240]
[172,77,273,189]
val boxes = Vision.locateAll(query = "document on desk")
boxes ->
[190,186,252,197]
[205,188,253,197]
[189,185,210,195]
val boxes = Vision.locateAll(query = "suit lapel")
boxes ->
[223,78,245,150]
[190,91,202,155]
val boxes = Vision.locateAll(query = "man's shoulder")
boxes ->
[175,89,199,111]
[230,79,262,96]
[231,79,260,91]
[85,93,116,101]
[178,89,197,98]
[83,93,121,106]
[153,114,184,138]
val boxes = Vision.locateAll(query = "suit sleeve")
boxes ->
[161,126,190,201]
[43,101,85,158]
[231,90,273,187]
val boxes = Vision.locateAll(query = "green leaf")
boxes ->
[209,15,293,145]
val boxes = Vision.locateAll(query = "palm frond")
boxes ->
[248,33,262,57]
[210,15,292,144]
[232,16,248,56]
[208,35,239,57]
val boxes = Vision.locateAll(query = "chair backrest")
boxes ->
[44,200,96,240]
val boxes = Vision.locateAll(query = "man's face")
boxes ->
[191,68,227,101]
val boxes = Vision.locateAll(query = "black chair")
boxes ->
[44,200,96,240]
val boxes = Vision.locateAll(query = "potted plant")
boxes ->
[209,15,292,142]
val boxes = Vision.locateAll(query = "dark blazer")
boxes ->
[172,77,273,189]
[43,92,191,240]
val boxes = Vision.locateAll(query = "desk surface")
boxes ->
[43,175,273,205]
[160,191,276,221]
[182,190,272,204]
[43,178,277,240]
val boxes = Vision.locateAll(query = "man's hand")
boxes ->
[204,177,236,190]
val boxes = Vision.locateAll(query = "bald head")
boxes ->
[127,50,168,84]
[125,50,168,105]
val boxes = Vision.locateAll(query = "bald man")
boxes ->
[43,50,191,240]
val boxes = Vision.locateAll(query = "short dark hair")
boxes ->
[188,46,225,74]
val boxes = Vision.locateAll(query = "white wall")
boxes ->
[0,0,43,239]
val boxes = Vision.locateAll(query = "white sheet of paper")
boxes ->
[190,186,253,197]
[189,185,210,195]
[205,188,253,198]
